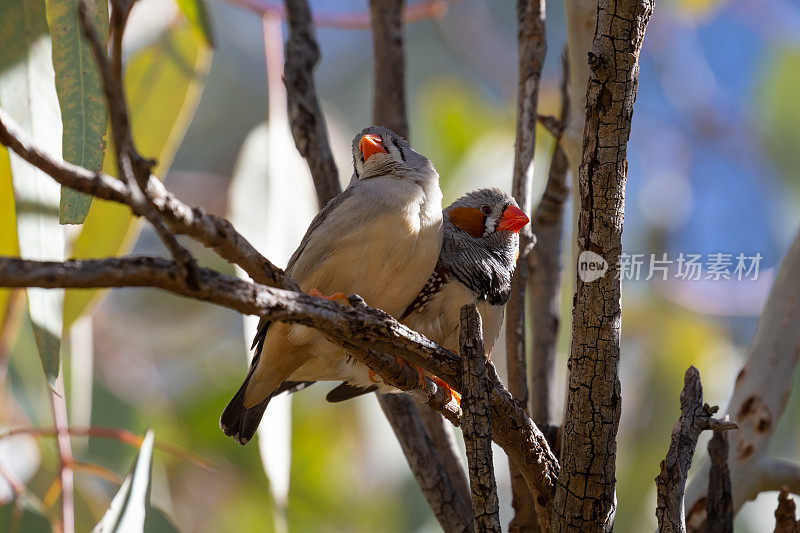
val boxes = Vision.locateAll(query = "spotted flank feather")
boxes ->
[401,265,449,319]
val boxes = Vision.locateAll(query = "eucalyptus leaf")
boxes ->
[93,430,154,533]
[46,0,109,224]
[175,0,214,46]
[0,0,66,387]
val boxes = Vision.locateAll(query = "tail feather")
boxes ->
[220,371,271,445]
[220,377,315,445]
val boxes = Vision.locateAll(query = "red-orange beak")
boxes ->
[496,204,529,233]
[359,133,388,161]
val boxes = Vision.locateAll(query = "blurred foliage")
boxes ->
[0,146,19,331]
[64,21,211,328]
[0,0,66,387]
[759,46,800,195]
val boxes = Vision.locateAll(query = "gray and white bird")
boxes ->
[220,126,443,444]
[325,187,529,402]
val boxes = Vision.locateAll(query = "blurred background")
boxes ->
[2,0,800,530]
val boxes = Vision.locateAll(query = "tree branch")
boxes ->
[78,0,201,289]
[417,405,472,505]
[553,0,653,530]
[378,394,473,532]
[0,255,560,512]
[284,0,341,206]
[460,304,501,533]
[508,1,546,528]
[706,431,733,533]
[528,53,569,432]
[775,490,799,533]
[368,0,408,139]
[0,107,296,291]
[655,367,737,533]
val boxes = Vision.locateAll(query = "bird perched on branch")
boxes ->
[220,126,443,445]
[326,188,529,402]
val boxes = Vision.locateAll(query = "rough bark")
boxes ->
[552,0,653,530]
[684,229,800,530]
[284,0,341,207]
[418,406,472,506]
[706,431,733,533]
[460,304,501,533]
[655,367,737,533]
[378,394,473,532]
[775,490,800,533]
[508,1,547,530]
[368,0,408,139]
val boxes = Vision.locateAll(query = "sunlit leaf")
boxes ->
[0,0,66,387]
[174,0,214,47]
[93,429,154,533]
[64,22,211,327]
[46,0,109,224]
[0,147,19,331]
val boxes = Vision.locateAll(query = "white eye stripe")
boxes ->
[483,214,499,236]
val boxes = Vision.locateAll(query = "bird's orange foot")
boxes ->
[432,376,461,405]
[309,288,350,307]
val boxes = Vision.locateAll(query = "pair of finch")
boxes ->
[220,126,529,445]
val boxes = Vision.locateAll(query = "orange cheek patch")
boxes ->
[448,207,484,238]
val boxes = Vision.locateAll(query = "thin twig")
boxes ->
[78,1,200,288]
[0,107,295,291]
[49,375,74,533]
[283,0,341,206]
[460,304,501,532]
[655,367,738,533]
[369,0,409,139]
[0,425,215,471]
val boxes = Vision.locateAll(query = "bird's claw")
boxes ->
[432,376,460,406]
[309,288,350,307]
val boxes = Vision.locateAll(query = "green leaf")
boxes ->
[175,0,214,47]
[0,498,53,533]
[0,0,66,387]
[93,430,155,533]
[46,0,109,224]
[0,147,19,331]
[63,22,211,327]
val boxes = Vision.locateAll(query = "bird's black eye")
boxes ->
[391,138,400,148]
[481,205,492,215]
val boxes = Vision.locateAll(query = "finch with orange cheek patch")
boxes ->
[326,188,529,403]
[219,126,442,445]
